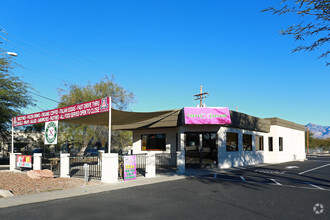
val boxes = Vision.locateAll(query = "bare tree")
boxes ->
[263,0,329,66]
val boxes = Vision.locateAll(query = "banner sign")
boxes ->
[45,121,58,145]
[184,107,232,125]
[17,155,32,168]
[12,97,110,127]
[123,155,136,181]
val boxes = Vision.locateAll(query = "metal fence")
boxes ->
[135,154,146,177]
[155,153,177,173]
[42,156,60,176]
[70,156,102,180]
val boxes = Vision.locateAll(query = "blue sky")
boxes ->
[1,0,329,126]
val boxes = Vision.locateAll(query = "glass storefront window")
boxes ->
[141,134,166,151]
[226,132,238,151]
[243,134,252,151]
[256,135,264,151]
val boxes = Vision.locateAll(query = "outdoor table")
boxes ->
[49,158,60,171]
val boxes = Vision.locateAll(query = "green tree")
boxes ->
[0,49,34,142]
[58,76,135,155]
[263,0,330,65]
[306,130,330,153]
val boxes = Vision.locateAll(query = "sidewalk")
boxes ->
[0,164,269,208]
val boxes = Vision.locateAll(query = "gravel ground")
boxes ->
[0,171,102,196]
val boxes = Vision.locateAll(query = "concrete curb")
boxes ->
[0,189,14,198]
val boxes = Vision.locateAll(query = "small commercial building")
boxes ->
[126,107,306,169]
[11,97,306,182]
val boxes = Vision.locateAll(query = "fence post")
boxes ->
[83,163,89,182]
[60,153,70,178]
[33,153,42,170]
[10,153,21,171]
[98,150,105,164]
[146,152,156,178]
[101,153,118,183]
[177,151,185,174]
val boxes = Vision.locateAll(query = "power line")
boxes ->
[0,13,112,74]
[0,15,113,108]
[5,32,110,78]
[30,91,60,103]
[4,37,101,82]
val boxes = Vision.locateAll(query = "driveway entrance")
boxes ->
[185,132,217,168]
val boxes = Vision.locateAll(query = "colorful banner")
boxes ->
[17,155,32,168]
[12,97,110,127]
[184,107,232,125]
[123,155,136,181]
[44,121,58,145]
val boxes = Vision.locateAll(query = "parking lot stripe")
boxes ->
[305,182,325,191]
[270,179,282,185]
[298,164,330,175]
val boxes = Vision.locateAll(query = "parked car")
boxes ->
[30,149,57,158]
[31,149,43,154]
[84,148,98,157]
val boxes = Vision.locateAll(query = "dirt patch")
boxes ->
[0,171,102,196]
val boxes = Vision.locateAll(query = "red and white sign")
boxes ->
[12,97,110,127]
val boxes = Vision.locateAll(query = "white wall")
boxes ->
[264,125,305,163]
[217,127,267,169]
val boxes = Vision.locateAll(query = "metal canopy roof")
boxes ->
[61,109,182,130]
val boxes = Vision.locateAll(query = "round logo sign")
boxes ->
[45,121,57,144]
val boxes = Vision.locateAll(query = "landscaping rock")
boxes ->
[27,170,54,179]
[0,171,101,196]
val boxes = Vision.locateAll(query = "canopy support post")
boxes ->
[108,97,111,153]
[11,119,14,154]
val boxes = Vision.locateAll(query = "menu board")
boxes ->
[17,155,32,168]
[123,155,136,181]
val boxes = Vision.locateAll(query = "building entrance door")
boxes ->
[185,132,217,168]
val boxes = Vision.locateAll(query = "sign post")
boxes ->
[11,121,14,153]
[108,97,111,153]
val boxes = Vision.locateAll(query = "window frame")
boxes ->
[279,137,283,151]
[243,134,253,151]
[256,135,264,151]
[268,137,273,152]
[226,132,239,152]
[141,134,166,151]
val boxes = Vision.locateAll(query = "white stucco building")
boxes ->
[130,108,306,169]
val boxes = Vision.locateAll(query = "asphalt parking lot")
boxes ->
[1,157,329,219]
[201,156,330,192]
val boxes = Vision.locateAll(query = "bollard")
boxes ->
[83,163,89,182]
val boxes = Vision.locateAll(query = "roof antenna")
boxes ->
[194,85,209,107]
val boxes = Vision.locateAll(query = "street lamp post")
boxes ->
[6,51,18,154]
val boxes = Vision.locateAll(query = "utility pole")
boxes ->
[194,85,208,107]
